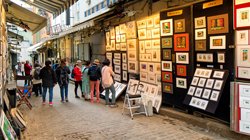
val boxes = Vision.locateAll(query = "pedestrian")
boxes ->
[53,60,59,71]
[82,61,91,100]
[88,59,101,103]
[21,62,25,76]
[31,63,42,97]
[39,60,57,106]
[101,59,118,107]
[73,60,83,98]
[56,59,70,102]
[24,60,32,85]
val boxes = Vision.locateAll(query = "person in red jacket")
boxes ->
[73,60,83,98]
[24,60,32,85]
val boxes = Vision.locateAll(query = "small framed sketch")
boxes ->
[119,23,126,34]
[145,40,152,49]
[127,51,137,61]
[156,74,161,84]
[187,86,196,96]
[138,29,147,40]
[236,30,249,45]
[195,16,206,29]
[195,40,206,51]
[205,79,214,89]
[237,46,250,67]
[154,16,160,28]
[191,77,199,86]
[148,74,156,84]
[152,39,160,49]
[106,32,110,45]
[154,63,161,74]
[111,40,116,50]
[120,34,126,43]
[213,80,223,90]
[122,53,127,63]
[194,88,203,97]
[162,49,172,60]
[114,53,121,59]
[174,33,189,51]
[116,35,121,43]
[176,65,187,77]
[106,52,112,58]
[162,72,173,83]
[210,90,220,101]
[236,7,250,28]
[238,67,250,79]
[137,20,146,29]
[126,21,137,39]
[176,78,187,89]
[139,41,145,53]
[113,59,121,65]
[162,61,172,71]
[140,72,148,82]
[162,37,172,48]
[217,52,225,63]
[196,53,213,63]
[127,39,138,51]
[122,63,127,70]
[207,14,229,34]
[162,83,173,94]
[114,74,121,82]
[235,0,250,5]
[147,18,154,28]
[106,45,111,51]
[195,29,206,40]
[198,78,206,87]
[128,61,139,74]
[120,43,127,51]
[122,71,128,81]
[115,26,120,35]
[140,62,148,72]
[148,63,155,74]
[176,53,189,64]
[110,27,115,39]
[160,19,173,36]
[151,28,160,38]
[151,50,161,62]
[146,30,152,39]
[114,65,121,74]
[213,71,225,79]
[210,35,226,49]
[174,19,185,33]
[202,89,211,99]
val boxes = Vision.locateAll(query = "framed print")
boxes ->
[146,30,152,39]
[126,21,137,39]
[189,97,208,110]
[111,40,116,50]
[176,53,189,64]
[127,39,137,51]
[210,90,220,101]
[217,52,225,63]
[113,59,121,65]
[162,83,173,94]
[120,43,127,51]
[106,45,111,51]
[213,80,223,90]
[146,53,152,61]
[236,30,249,44]
[210,35,226,49]
[106,52,112,58]
[137,20,147,29]
[122,63,127,70]
[156,74,161,84]
[195,29,206,40]
[127,51,137,61]
[123,71,128,81]
[162,37,172,48]
[162,49,172,60]
[162,61,172,71]
[116,35,121,43]
[202,89,211,99]
[145,40,152,49]
[206,79,215,89]
[154,16,160,28]
[235,0,250,5]
[106,32,110,45]
[139,54,144,61]
[1,111,18,140]
[194,68,202,77]
[127,79,139,95]
[128,61,139,74]
[174,33,189,51]
[196,53,214,63]
[120,34,126,43]
[238,67,250,79]
[198,78,206,87]
[213,71,225,79]
[194,88,203,97]
[114,74,121,82]
[236,7,250,28]
[138,29,147,40]
[110,27,115,39]
[148,63,155,74]
[115,26,120,35]
[187,86,196,96]
[160,19,173,36]
[174,19,185,33]
[207,14,229,34]
[139,41,145,54]
[140,72,148,82]
[195,40,206,51]
[155,63,161,74]
[114,53,121,59]
[114,65,121,74]
[237,46,250,67]
[116,44,121,50]
[176,78,187,89]
[191,77,199,86]
[148,74,156,84]
[122,53,127,63]
[151,50,160,62]
[176,65,187,76]
[152,28,160,38]
[195,16,206,29]
[119,23,126,34]
[162,72,173,83]
[140,62,148,72]
[152,39,160,49]
[147,18,154,28]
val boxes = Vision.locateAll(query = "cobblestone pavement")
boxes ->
[20,83,232,140]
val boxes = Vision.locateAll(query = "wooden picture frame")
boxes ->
[160,19,173,36]
[162,61,172,71]
[140,72,148,82]
[138,29,147,40]
[120,43,127,51]
[122,53,127,63]
[195,40,206,51]
[127,51,137,61]
[162,37,172,48]
[128,61,139,74]
[195,16,206,29]
[176,53,189,64]
[174,19,185,33]
[162,82,173,94]
[120,34,126,43]
[126,21,137,39]
[210,35,226,49]
[207,14,229,34]
[236,7,250,28]
[174,33,189,51]
[162,72,173,83]
[195,28,206,40]
[151,28,160,38]
[140,62,148,72]
[127,39,137,51]
[176,65,187,76]
[137,20,147,29]
[162,49,172,60]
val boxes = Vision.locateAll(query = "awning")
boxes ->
[27,39,47,52]
[6,1,47,34]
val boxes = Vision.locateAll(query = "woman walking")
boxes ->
[31,63,42,97]
[82,61,91,100]
[73,60,83,98]
[88,59,101,103]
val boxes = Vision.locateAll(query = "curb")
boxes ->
[159,107,250,140]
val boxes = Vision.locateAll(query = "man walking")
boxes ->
[88,59,101,103]
[24,60,32,85]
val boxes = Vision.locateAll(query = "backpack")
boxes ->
[71,69,75,78]
[89,66,99,80]
[34,67,41,80]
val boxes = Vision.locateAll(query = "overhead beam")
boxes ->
[34,0,59,13]
[40,0,62,10]
[25,1,55,13]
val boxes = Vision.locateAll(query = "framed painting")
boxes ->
[174,33,189,51]
[210,35,226,49]
[162,61,172,71]
[195,40,206,51]
[160,19,173,36]
[154,63,161,74]
[213,80,223,90]
[235,0,250,5]
[106,45,111,51]
[236,30,249,45]
[195,16,206,29]
[145,40,152,49]
[140,72,148,82]
[110,27,115,39]
[162,72,173,83]
[113,59,121,65]
[156,74,161,85]
[146,53,152,61]
[116,35,121,43]
[127,39,138,51]
[148,74,156,84]
[120,34,126,43]
[128,61,139,74]
[127,51,137,61]
[115,44,121,50]
[210,91,220,101]
[140,62,148,72]
[195,29,206,40]
[191,77,199,86]
[213,71,225,79]
[138,29,147,40]
[174,19,185,33]
[122,53,127,63]
[162,82,173,94]
[114,74,121,82]
[137,20,147,29]
[114,53,121,59]
[114,65,121,74]
[151,50,161,62]
[176,65,187,77]
[151,28,160,38]
[176,53,189,64]
[237,46,250,67]
[148,63,155,74]
[154,16,160,28]
[106,32,110,45]
[207,14,229,34]
[217,52,225,63]
[198,78,206,87]
[119,23,126,34]
[162,37,172,48]
[238,67,250,79]
[126,21,137,39]
[110,40,116,51]
[139,41,145,53]
[147,18,154,28]
[162,49,172,60]
[206,79,215,89]
[194,88,203,97]
[151,39,160,49]
[187,86,196,96]
[115,26,120,35]
[147,29,152,39]
[106,52,112,58]
[122,63,127,70]
[236,7,250,28]
[120,43,127,51]
[176,78,187,89]
[122,71,128,81]
[127,79,139,95]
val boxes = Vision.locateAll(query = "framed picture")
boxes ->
[140,72,148,82]
[122,71,128,81]
[156,74,161,84]
[148,63,155,74]
[207,14,229,34]
[119,23,126,34]
[217,52,225,63]
[236,30,249,44]
[140,62,148,72]
[198,78,206,87]
[191,77,199,86]
[120,43,127,51]
[162,82,173,94]
[151,39,160,49]
[106,32,110,45]
[145,40,152,49]
[196,53,213,63]
[127,79,139,95]
[128,61,139,74]
[113,59,121,65]
[120,34,126,43]
[238,67,250,79]
[114,53,121,59]
[162,61,172,71]
[146,53,152,61]
[122,53,127,63]
[146,30,152,39]
[138,29,147,40]
[106,44,111,51]
[237,46,250,67]
[127,39,137,51]
[106,52,112,58]
[126,21,137,39]
[195,16,206,29]
[114,73,121,82]
[195,29,206,40]
[114,65,121,74]
[213,71,225,79]
[176,65,187,76]
[116,35,121,43]
[160,19,173,36]
[195,40,206,51]
[122,63,127,70]
[162,37,172,48]
[174,33,189,51]
[202,89,212,99]
[127,51,137,61]
[116,44,121,50]
[236,7,250,28]
[137,20,147,29]
[187,86,196,96]
[151,50,161,62]
[210,35,226,49]
[0,111,18,140]
[206,79,215,89]
[176,78,187,89]
[176,53,189,64]
[174,19,185,33]
[194,88,203,97]
[195,69,212,78]
[148,74,156,84]
[147,18,154,28]
[153,16,160,27]
[152,28,160,38]
[154,63,161,74]
[110,27,115,39]
[162,49,172,60]
[115,26,120,35]
[162,72,173,83]
[210,90,220,101]
[111,40,116,50]
[213,80,223,90]
[139,41,145,53]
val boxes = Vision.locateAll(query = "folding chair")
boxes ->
[122,80,148,119]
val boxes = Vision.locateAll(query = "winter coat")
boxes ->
[39,66,57,87]
[24,63,32,75]
[56,66,70,86]
[31,67,42,85]
[73,66,82,81]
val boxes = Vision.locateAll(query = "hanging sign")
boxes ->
[203,0,223,9]
[167,10,183,17]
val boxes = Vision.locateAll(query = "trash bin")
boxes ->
[7,89,17,108]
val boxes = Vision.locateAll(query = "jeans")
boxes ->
[60,84,69,101]
[42,86,53,102]
[74,81,83,96]
[33,83,42,96]
[105,84,116,104]
[90,80,100,102]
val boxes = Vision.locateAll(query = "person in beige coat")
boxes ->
[31,63,42,97]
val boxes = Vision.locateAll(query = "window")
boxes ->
[101,2,104,9]
[88,9,91,15]
[96,5,99,11]
[107,0,110,6]
[92,7,95,14]
[85,11,87,17]
[77,11,80,21]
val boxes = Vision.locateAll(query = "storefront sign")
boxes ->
[203,0,223,9]
[167,10,183,17]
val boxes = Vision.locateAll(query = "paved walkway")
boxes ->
[20,83,232,140]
